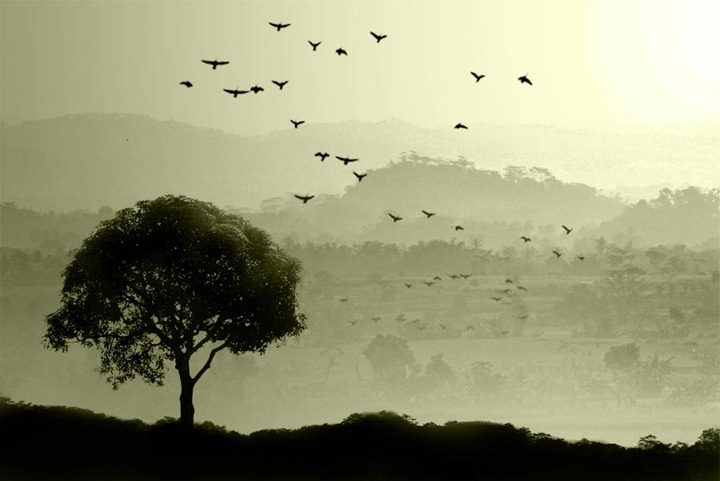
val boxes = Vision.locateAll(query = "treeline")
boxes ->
[1,398,717,481]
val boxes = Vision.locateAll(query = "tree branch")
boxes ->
[192,342,227,384]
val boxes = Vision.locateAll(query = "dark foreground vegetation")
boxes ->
[1,399,717,481]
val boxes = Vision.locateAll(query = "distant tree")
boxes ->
[694,427,720,451]
[638,434,669,451]
[44,195,305,426]
[604,343,640,372]
[363,334,418,382]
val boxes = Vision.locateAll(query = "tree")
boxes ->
[44,195,305,426]
[363,334,417,382]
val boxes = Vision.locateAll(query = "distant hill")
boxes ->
[1,399,717,481]
[2,113,718,212]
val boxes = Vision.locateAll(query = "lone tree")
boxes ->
[44,195,305,426]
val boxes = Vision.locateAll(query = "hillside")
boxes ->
[2,114,719,212]
[1,399,717,481]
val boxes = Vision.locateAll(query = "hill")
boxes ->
[1,399,717,481]
[2,114,719,212]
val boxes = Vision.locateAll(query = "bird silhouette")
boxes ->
[454,225,464,231]
[353,172,367,182]
[552,250,562,258]
[561,225,573,235]
[290,120,305,129]
[250,85,264,94]
[577,255,586,261]
[517,285,528,291]
[404,283,412,288]
[269,22,291,31]
[315,152,330,161]
[223,88,249,98]
[449,274,459,279]
[308,41,321,51]
[370,31,387,43]
[272,80,289,90]
[371,316,382,322]
[433,276,442,281]
[294,194,315,204]
[339,297,348,303]
[471,71,485,82]
[505,278,514,284]
[490,296,502,301]
[179,81,193,88]
[423,281,435,287]
[421,210,436,218]
[201,59,230,70]
[336,156,358,165]
[336,48,348,56]
[518,75,533,85]
[520,236,532,243]
[518,314,529,320]
[460,274,471,279]
[454,123,468,129]
[388,213,403,223]
[348,320,358,326]
[410,319,420,324]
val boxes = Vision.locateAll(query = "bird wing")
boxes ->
[269,22,280,27]
[201,60,216,65]
[216,61,229,65]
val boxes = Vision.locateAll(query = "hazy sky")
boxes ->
[2,0,719,135]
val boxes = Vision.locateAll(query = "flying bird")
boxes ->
[249,85,264,94]
[518,75,533,85]
[561,225,573,235]
[308,41,321,51]
[269,22,291,31]
[454,225,464,231]
[454,123,468,129]
[179,81,193,88]
[290,120,305,129]
[439,323,447,330]
[223,88,249,98]
[348,320,358,326]
[459,274,471,279]
[471,72,485,82]
[370,31,387,43]
[404,283,412,288]
[449,275,459,279]
[423,281,435,287]
[272,80,289,90]
[201,59,229,70]
[422,210,436,218]
[371,316,382,322]
[517,285,528,291]
[576,255,586,261]
[388,213,403,223]
[353,172,367,182]
[315,152,330,162]
[520,236,532,243]
[433,276,442,281]
[336,156,358,165]
[336,48,348,56]
[552,250,562,258]
[339,297,348,303]
[490,296,502,302]
[505,278,514,284]
[294,194,315,204]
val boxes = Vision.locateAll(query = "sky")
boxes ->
[2,0,719,136]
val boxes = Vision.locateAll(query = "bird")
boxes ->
[439,323,447,330]
[422,210,436,218]
[454,225,464,231]
[490,296,502,301]
[404,283,412,288]
[249,85,264,94]
[520,236,532,243]
[336,48,348,56]
[272,80,289,90]
[518,314,529,320]
[290,120,305,129]
[294,194,315,204]
[505,278,514,284]
[353,172,367,182]
[348,320,358,326]
[577,255,586,261]
[517,285,528,291]
[454,123,468,129]
[336,156,359,165]
[423,281,435,287]
[410,319,420,324]
[315,152,330,162]
[433,276,442,281]
[179,81,193,88]
[269,22,291,31]
[308,41,321,51]
[223,88,249,98]
[201,59,229,70]
[471,71,485,82]
[552,250,562,258]
[460,274,471,279]
[339,297,348,303]
[449,275,459,280]
[371,316,382,322]
[518,75,533,85]
[561,225,573,235]
[388,213,403,223]
[370,31,387,43]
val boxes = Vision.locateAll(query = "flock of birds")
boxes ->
[179,21,583,328]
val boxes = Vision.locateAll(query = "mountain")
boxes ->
[2,114,718,212]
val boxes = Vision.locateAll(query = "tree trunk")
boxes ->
[178,360,195,427]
